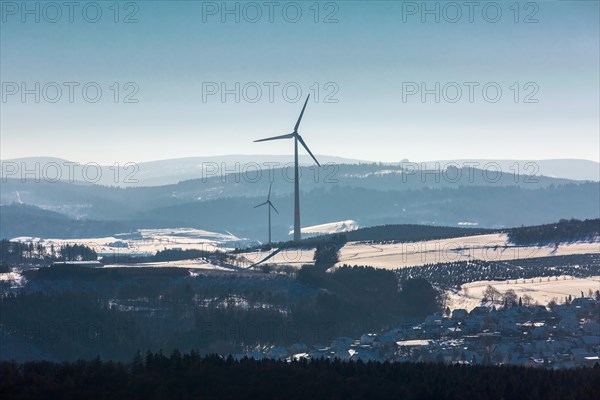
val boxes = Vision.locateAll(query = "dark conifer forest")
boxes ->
[1,354,599,400]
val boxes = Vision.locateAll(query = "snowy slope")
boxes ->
[289,220,359,237]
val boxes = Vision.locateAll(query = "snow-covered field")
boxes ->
[235,247,317,268]
[289,220,359,237]
[103,259,232,270]
[11,228,248,256]
[336,234,600,269]
[235,233,600,269]
[11,230,600,271]
[446,276,600,311]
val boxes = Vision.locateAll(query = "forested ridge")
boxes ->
[507,218,600,245]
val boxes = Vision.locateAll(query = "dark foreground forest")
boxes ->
[1,353,599,400]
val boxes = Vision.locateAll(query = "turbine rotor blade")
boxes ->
[269,201,279,214]
[254,201,268,208]
[254,133,294,143]
[293,94,310,133]
[268,183,272,200]
[296,135,320,166]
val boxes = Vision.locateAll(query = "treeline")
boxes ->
[57,244,98,261]
[0,241,228,266]
[389,253,600,289]
[101,248,228,264]
[1,354,599,400]
[345,224,494,243]
[507,218,600,245]
[0,239,98,266]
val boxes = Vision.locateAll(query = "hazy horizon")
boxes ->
[1,154,600,166]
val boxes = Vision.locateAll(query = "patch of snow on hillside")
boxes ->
[343,170,404,178]
[11,228,250,257]
[289,220,359,236]
[0,271,26,288]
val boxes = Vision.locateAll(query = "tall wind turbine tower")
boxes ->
[254,95,319,242]
[254,183,279,244]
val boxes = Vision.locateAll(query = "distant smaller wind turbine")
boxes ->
[254,183,279,244]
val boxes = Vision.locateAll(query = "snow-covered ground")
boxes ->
[336,234,600,269]
[102,259,233,270]
[235,233,600,269]
[289,220,359,237]
[12,230,599,271]
[446,276,600,311]
[235,247,317,268]
[0,271,26,288]
[11,228,248,256]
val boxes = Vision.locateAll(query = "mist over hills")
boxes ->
[0,155,365,187]
[2,157,599,241]
[1,164,598,241]
[0,204,132,239]
[133,183,600,240]
[0,163,579,217]
[420,159,600,182]
[2,156,598,187]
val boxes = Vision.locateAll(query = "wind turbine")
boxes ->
[254,183,279,244]
[254,95,319,242]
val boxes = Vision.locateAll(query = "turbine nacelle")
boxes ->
[254,183,279,213]
[253,199,279,214]
[253,95,320,167]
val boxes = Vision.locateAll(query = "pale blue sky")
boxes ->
[1,0,598,163]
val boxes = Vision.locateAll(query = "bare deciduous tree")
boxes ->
[482,285,501,304]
